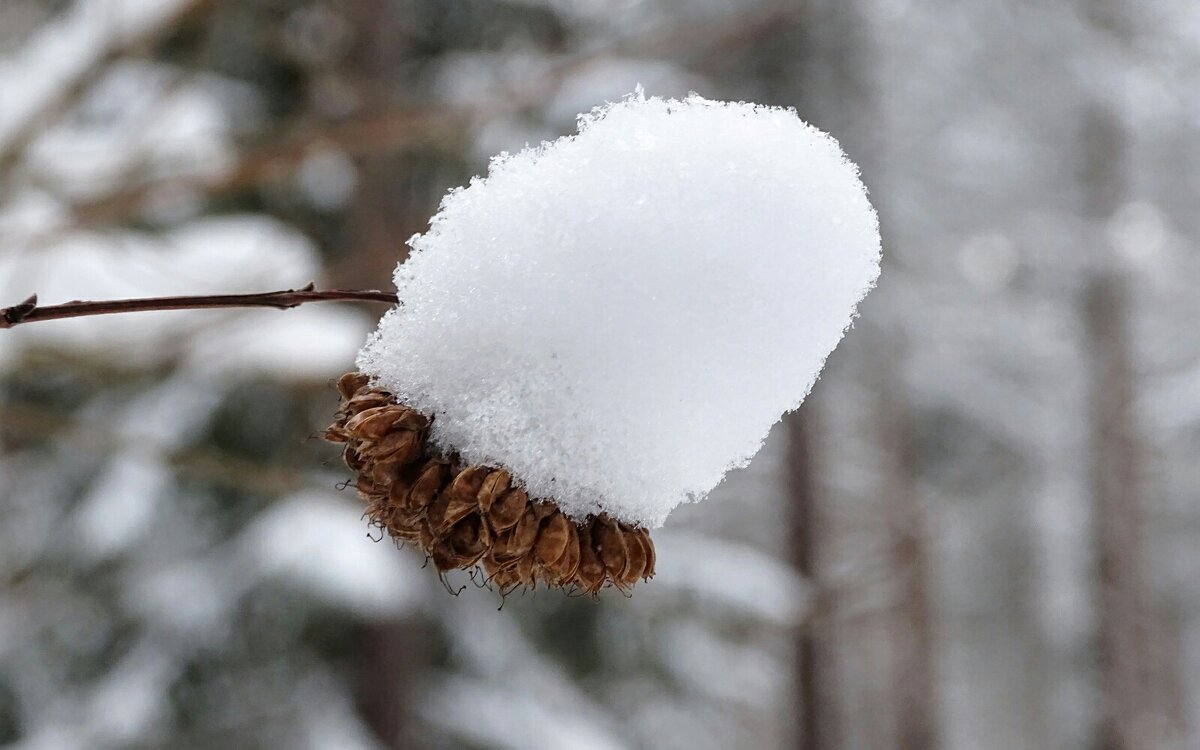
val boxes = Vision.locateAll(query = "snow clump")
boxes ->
[358,91,881,527]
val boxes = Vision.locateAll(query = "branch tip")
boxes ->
[2,294,39,327]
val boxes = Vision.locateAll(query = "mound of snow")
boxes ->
[359,92,880,527]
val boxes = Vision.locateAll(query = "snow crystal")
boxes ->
[358,92,881,527]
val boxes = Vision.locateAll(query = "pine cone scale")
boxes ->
[326,373,656,594]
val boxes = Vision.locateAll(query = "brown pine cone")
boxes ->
[326,372,656,595]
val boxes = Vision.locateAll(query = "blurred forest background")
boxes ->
[2,0,1199,749]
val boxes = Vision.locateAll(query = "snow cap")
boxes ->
[358,92,881,527]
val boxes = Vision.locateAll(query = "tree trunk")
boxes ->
[359,617,429,749]
[877,356,939,750]
[1083,266,1155,750]
[1075,0,1173,739]
[1078,56,1161,750]
[333,4,436,746]
[786,410,835,750]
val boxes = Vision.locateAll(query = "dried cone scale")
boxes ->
[325,372,656,595]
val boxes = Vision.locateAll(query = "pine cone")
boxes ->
[326,372,656,595]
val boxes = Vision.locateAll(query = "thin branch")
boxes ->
[0,283,398,329]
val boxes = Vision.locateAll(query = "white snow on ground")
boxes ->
[424,596,631,750]
[359,91,881,527]
[425,676,631,750]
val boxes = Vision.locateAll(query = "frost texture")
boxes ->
[357,92,881,527]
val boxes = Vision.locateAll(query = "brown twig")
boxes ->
[0,283,398,329]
